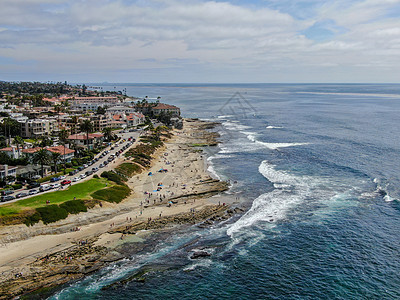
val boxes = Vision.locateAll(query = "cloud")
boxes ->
[0,0,400,82]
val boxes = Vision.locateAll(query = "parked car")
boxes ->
[85,170,93,176]
[29,189,39,195]
[1,189,14,196]
[1,195,15,202]
[27,182,40,189]
[80,173,87,179]
[103,161,108,166]
[39,184,51,192]
[50,177,60,182]
[50,183,61,189]
[83,164,88,168]
[15,192,28,198]
[72,177,80,182]
[61,180,71,186]
[32,175,41,180]
[99,163,104,168]
[59,175,67,180]
[77,166,84,171]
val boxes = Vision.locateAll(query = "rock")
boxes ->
[190,250,211,259]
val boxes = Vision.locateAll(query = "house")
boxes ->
[0,164,17,180]
[16,165,51,179]
[20,145,75,162]
[151,103,180,117]
[0,147,21,159]
[67,133,104,150]
[46,145,75,162]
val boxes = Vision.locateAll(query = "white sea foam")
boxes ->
[245,133,309,150]
[222,121,252,131]
[218,115,234,119]
[227,161,310,236]
[266,126,283,129]
[207,163,221,180]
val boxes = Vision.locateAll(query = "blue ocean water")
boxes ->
[51,84,400,299]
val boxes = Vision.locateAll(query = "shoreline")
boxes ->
[0,119,242,299]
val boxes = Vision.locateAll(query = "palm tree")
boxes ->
[102,127,113,142]
[58,129,69,174]
[33,148,50,178]
[13,136,24,156]
[54,104,62,131]
[50,152,62,174]
[80,119,93,150]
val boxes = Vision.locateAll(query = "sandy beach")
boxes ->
[0,119,239,298]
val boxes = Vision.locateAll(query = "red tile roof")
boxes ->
[0,147,14,152]
[46,145,75,155]
[21,147,42,154]
[67,133,104,140]
[152,103,179,110]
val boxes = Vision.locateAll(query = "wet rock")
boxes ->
[190,250,211,259]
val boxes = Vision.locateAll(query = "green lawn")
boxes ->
[0,178,109,216]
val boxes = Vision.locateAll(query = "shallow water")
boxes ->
[50,84,400,299]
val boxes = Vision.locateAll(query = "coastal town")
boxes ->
[0,81,181,196]
[0,81,235,299]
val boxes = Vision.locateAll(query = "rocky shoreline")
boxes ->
[0,119,243,299]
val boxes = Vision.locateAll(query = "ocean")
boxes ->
[50,84,400,299]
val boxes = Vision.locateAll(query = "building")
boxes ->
[106,105,137,115]
[151,103,180,117]
[67,133,104,150]
[46,145,75,162]
[0,164,17,180]
[136,103,181,117]
[19,118,58,138]
[90,115,110,132]
[0,147,21,159]
[9,113,29,123]
[19,145,75,162]
[72,96,120,103]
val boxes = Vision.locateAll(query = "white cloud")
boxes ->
[0,0,400,82]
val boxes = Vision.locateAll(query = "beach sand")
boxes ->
[0,119,239,298]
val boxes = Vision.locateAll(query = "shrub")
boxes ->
[115,163,141,177]
[36,205,68,225]
[59,199,87,214]
[24,212,41,226]
[93,174,99,179]
[100,171,126,185]
[11,183,23,190]
[91,185,130,203]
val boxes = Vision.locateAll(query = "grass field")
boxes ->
[0,178,109,216]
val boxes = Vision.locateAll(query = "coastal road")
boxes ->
[0,129,144,206]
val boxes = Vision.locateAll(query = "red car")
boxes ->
[61,180,72,186]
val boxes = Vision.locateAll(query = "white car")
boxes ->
[72,177,80,182]
[29,189,39,195]
[51,183,61,189]
[80,174,87,179]
[59,175,66,180]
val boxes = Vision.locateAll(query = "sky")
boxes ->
[1,0,400,83]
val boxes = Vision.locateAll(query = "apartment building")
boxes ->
[19,118,58,138]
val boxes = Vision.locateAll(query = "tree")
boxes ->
[96,106,107,115]
[50,152,62,173]
[80,119,93,149]
[102,127,113,142]
[58,129,69,173]
[13,136,24,154]
[33,149,50,178]
[1,118,21,144]
[39,136,52,148]
[71,115,79,135]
